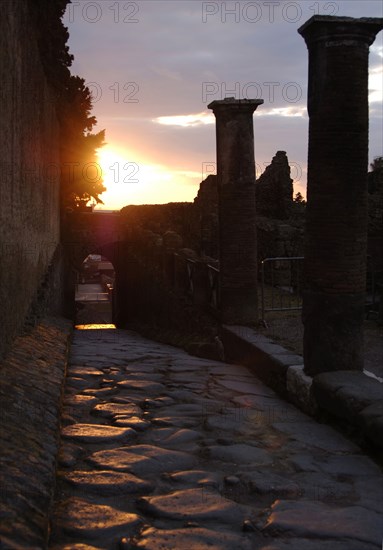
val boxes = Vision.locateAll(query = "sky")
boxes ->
[64,0,383,210]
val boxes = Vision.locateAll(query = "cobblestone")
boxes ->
[47,327,383,549]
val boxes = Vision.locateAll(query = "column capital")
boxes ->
[298,15,383,48]
[208,97,263,114]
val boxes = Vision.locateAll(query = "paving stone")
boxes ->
[208,363,254,377]
[58,442,84,468]
[124,526,256,549]
[164,389,202,401]
[165,470,222,489]
[151,415,200,429]
[290,472,354,503]
[215,378,277,397]
[117,379,166,393]
[258,540,378,550]
[51,545,101,550]
[110,395,145,406]
[62,470,154,495]
[157,428,202,448]
[242,471,304,499]
[62,424,136,444]
[316,454,382,477]
[123,365,156,373]
[92,402,142,418]
[204,412,254,434]
[142,396,176,409]
[67,367,104,378]
[122,372,164,381]
[261,500,382,546]
[66,377,98,390]
[288,453,321,473]
[207,444,273,465]
[137,487,246,525]
[353,476,383,514]
[155,403,206,417]
[54,497,142,538]
[63,395,98,408]
[51,544,101,550]
[312,371,383,420]
[82,387,118,398]
[87,445,196,475]
[272,421,359,452]
[140,427,175,445]
[113,416,151,430]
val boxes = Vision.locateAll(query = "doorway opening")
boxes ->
[75,254,116,328]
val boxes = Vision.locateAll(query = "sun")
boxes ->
[95,145,200,210]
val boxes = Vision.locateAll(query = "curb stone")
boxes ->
[222,324,383,451]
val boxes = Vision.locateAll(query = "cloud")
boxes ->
[65,0,383,208]
[259,107,307,118]
[154,112,214,127]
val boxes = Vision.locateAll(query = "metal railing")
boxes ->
[207,264,219,309]
[186,258,196,297]
[260,256,304,324]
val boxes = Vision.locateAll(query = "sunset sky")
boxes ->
[64,1,383,210]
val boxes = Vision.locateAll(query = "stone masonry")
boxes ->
[0,1,62,357]
[0,318,71,548]
[298,16,383,375]
[208,98,263,324]
[46,327,383,549]
[255,151,294,220]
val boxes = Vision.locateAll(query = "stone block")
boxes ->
[312,371,383,421]
[286,364,317,415]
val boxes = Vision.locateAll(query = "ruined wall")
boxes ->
[255,151,294,219]
[0,1,61,356]
[120,203,195,242]
[190,154,304,268]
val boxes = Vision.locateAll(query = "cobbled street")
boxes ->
[49,328,383,549]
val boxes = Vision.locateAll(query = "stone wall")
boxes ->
[189,154,305,269]
[0,1,61,356]
[255,151,294,219]
[0,317,71,548]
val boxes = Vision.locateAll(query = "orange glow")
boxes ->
[96,145,200,210]
[75,324,116,330]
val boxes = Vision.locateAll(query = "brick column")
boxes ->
[298,16,383,375]
[208,98,263,323]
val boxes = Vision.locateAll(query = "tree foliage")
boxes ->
[368,156,383,194]
[294,191,306,204]
[30,0,106,208]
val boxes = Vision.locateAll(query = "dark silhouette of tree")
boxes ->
[368,156,383,194]
[30,0,106,208]
[294,191,306,204]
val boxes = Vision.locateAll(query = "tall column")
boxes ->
[298,16,383,375]
[208,98,263,324]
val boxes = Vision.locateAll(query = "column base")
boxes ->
[303,291,365,375]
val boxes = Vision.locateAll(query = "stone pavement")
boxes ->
[49,327,383,549]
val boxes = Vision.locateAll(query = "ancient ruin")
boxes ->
[1,6,383,547]
[298,15,383,375]
[208,98,263,324]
